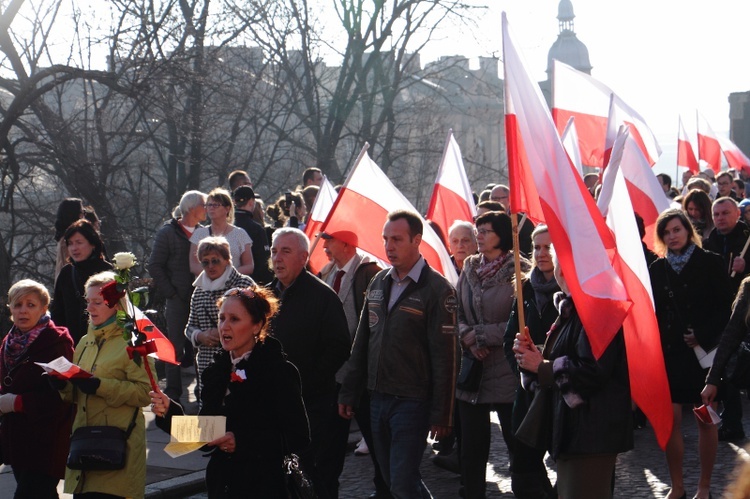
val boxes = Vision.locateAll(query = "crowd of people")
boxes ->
[4,165,750,499]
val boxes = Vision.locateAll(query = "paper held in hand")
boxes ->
[35,357,93,379]
[164,416,227,458]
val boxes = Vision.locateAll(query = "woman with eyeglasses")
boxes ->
[150,286,309,498]
[186,237,254,405]
[455,210,531,498]
[189,187,254,277]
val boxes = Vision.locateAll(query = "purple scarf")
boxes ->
[3,315,50,370]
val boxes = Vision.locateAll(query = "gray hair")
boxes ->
[173,190,207,219]
[448,220,476,241]
[272,227,310,255]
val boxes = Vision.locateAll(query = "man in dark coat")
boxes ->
[233,186,273,284]
[269,227,350,499]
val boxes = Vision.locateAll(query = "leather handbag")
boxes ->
[67,408,139,471]
[283,452,317,499]
[456,353,483,392]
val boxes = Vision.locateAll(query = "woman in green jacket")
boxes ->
[55,271,153,499]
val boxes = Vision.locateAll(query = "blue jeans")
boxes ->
[370,392,432,499]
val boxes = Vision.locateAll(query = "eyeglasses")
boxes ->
[205,203,225,208]
[200,258,223,267]
[474,228,493,236]
[223,287,256,299]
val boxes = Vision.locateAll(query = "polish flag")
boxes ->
[677,116,700,173]
[604,93,662,167]
[304,176,339,273]
[697,112,722,173]
[560,116,584,178]
[717,135,750,175]
[133,307,178,364]
[319,147,459,285]
[426,130,477,246]
[504,14,631,357]
[597,125,673,449]
[606,127,670,250]
[553,61,661,167]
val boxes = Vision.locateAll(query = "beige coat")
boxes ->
[62,319,152,498]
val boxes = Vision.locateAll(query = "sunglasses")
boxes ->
[200,258,223,267]
[223,287,256,299]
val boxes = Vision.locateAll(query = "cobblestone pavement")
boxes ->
[184,403,750,498]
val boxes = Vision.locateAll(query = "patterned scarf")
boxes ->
[666,242,696,275]
[4,314,50,370]
[476,252,512,284]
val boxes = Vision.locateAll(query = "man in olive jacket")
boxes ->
[338,210,457,499]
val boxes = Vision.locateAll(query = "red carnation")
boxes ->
[100,281,126,308]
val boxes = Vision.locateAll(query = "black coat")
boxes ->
[649,246,732,403]
[157,337,310,498]
[234,210,273,285]
[703,221,750,294]
[147,218,199,302]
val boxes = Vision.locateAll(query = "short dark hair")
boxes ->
[387,210,423,239]
[656,173,672,189]
[302,167,322,185]
[476,200,505,213]
[228,170,251,190]
[64,219,105,261]
[474,211,513,252]
[55,198,84,241]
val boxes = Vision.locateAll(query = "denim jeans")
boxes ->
[370,392,432,499]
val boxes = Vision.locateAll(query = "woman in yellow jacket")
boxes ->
[54,271,152,499]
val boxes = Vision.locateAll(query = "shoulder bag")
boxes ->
[67,407,139,471]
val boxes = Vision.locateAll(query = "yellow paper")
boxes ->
[163,415,227,458]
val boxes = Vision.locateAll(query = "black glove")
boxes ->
[47,374,68,391]
[70,377,101,395]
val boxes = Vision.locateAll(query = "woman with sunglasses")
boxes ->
[186,237,254,405]
[189,187,254,277]
[150,286,309,498]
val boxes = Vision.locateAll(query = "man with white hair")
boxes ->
[269,228,351,499]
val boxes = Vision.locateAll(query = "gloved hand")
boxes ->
[47,374,68,391]
[0,393,17,414]
[70,377,101,395]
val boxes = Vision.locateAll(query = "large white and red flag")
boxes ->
[597,125,673,449]
[604,92,662,167]
[697,112,723,173]
[304,176,339,273]
[133,307,178,365]
[607,128,670,250]
[426,130,477,246]
[553,60,661,167]
[717,135,750,175]
[677,116,700,173]
[319,147,459,285]
[560,116,584,178]
[503,13,631,357]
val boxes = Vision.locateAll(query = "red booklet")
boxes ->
[35,357,93,379]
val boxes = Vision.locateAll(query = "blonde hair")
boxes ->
[208,188,235,224]
[85,271,131,310]
[8,279,50,308]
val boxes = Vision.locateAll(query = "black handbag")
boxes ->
[67,408,139,471]
[456,353,483,392]
[283,452,317,499]
[515,386,552,451]
[726,341,750,389]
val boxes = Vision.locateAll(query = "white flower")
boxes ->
[113,252,137,270]
[236,369,247,380]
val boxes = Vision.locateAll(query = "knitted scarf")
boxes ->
[476,252,512,285]
[666,242,696,275]
[530,267,560,315]
[4,314,50,370]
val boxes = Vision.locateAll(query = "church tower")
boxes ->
[546,0,592,76]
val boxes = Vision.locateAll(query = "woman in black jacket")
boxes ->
[151,285,310,498]
[650,209,731,499]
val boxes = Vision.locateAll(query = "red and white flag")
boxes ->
[133,307,178,365]
[320,147,459,285]
[718,135,750,175]
[503,14,631,357]
[597,125,673,449]
[697,112,722,173]
[604,93,662,167]
[553,60,661,167]
[305,176,339,273]
[677,116,700,173]
[560,116,584,178]
[426,130,477,246]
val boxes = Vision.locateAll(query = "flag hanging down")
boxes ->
[605,127,670,250]
[597,125,673,450]
[717,135,750,175]
[503,13,631,357]
[553,60,661,167]
[305,176,339,273]
[677,116,700,173]
[426,130,477,246]
[560,116,584,178]
[319,147,459,285]
[133,307,178,364]
[697,112,722,173]
[604,93,662,167]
